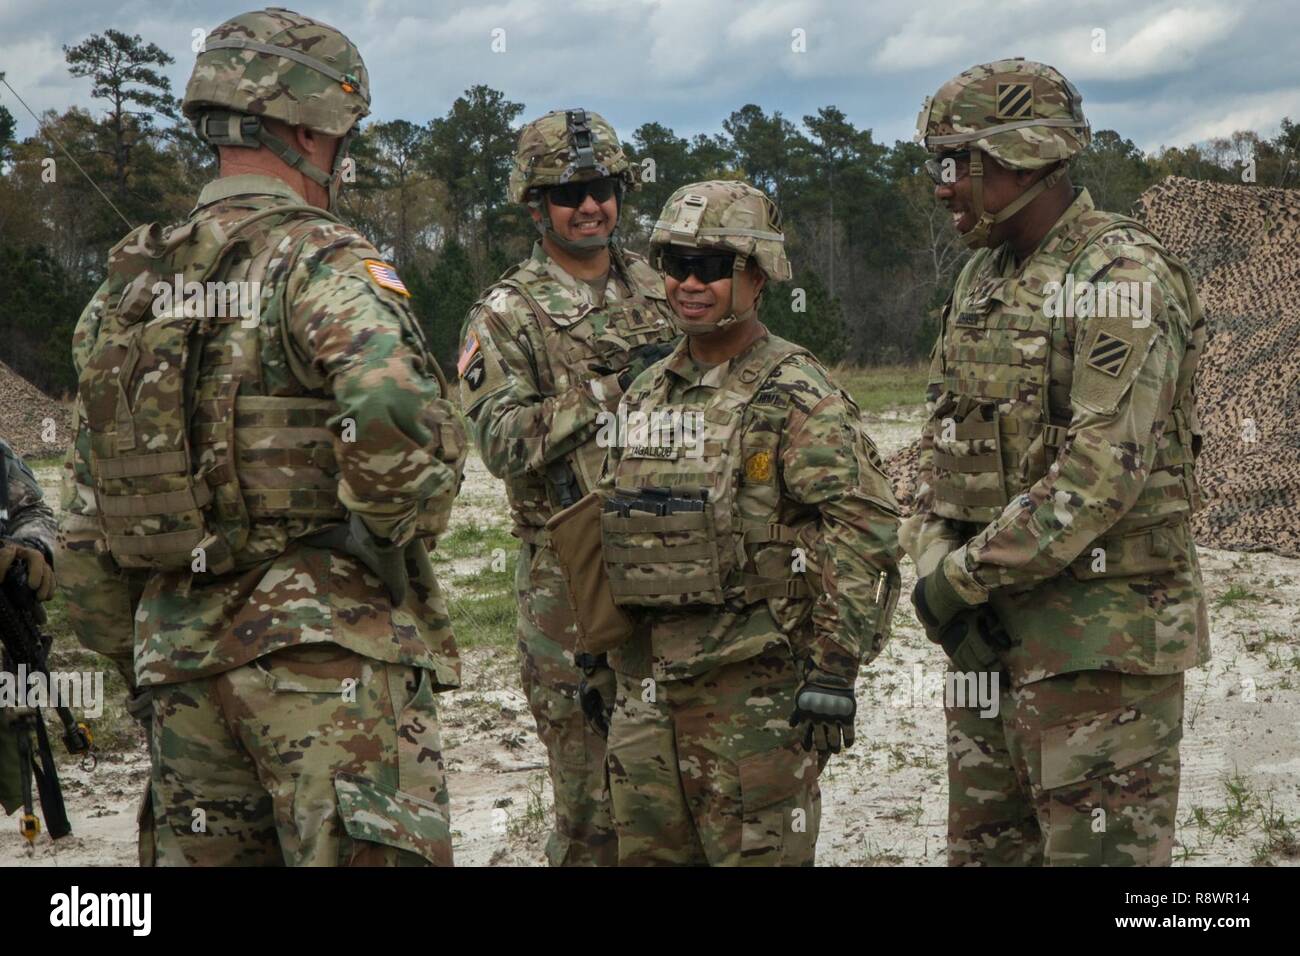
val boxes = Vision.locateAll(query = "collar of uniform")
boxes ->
[664,328,771,389]
[531,240,618,305]
[194,174,308,212]
[997,187,1095,273]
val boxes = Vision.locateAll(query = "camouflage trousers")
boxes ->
[149,642,452,866]
[606,650,822,866]
[946,668,1184,866]
[516,539,617,867]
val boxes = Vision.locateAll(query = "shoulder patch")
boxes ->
[363,259,411,297]
[458,330,481,377]
[1085,330,1133,377]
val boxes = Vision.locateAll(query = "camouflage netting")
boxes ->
[0,361,71,459]
[1142,177,1300,557]
[885,176,1300,558]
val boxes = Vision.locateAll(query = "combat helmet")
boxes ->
[183,7,371,209]
[508,108,635,254]
[915,58,1091,248]
[649,180,792,334]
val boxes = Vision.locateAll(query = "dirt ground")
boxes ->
[4,406,1298,867]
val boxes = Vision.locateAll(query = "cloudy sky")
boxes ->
[2,0,1297,152]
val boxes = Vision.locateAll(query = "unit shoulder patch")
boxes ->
[1085,330,1133,377]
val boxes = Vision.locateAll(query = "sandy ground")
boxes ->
[4,407,1298,866]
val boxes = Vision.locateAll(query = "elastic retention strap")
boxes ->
[202,39,369,101]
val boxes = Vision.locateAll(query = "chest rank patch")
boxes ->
[1086,331,1133,377]
[995,83,1034,120]
[745,450,774,482]
[364,259,411,297]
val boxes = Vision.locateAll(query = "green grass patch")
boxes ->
[831,363,929,413]
[1215,585,1262,609]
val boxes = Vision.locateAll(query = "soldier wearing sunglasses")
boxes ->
[457,109,678,866]
[594,180,901,865]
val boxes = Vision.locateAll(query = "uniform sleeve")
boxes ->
[781,384,902,676]
[458,295,620,480]
[5,454,55,558]
[944,252,1188,601]
[287,239,457,544]
[59,282,145,688]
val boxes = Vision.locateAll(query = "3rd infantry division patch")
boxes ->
[1086,331,1133,377]
[996,82,1034,119]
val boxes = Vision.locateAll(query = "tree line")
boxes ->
[2,30,1298,397]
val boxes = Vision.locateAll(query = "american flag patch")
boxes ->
[458,330,481,376]
[364,259,411,297]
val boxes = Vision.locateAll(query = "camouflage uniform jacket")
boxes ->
[459,242,677,544]
[602,331,902,683]
[60,174,462,690]
[1,440,56,559]
[915,188,1210,685]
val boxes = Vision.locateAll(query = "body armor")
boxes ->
[932,207,1204,582]
[603,338,862,640]
[480,247,677,539]
[78,201,463,576]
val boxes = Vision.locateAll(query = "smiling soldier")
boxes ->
[458,109,679,866]
[907,58,1210,866]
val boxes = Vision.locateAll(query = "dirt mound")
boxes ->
[0,360,71,459]
[1138,177,1300,557]
[884,178,1300,557]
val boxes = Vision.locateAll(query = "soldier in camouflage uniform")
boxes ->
[598,181,901,866]
[0,439,58,826]
[459,109,678,866]
[58,8,466,866]
[905,59,1210,866]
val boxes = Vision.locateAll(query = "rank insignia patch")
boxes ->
[745,450,774,482]
[996,83,1034,120]
[1086,331,1133,377]
[363,260,410,297]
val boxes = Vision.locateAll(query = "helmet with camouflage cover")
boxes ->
[183,7,371,209]
[915,58,1091,248]
[509,108,635,254]
[649,180,792,334]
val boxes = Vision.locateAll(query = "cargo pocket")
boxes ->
[334,771,452,866]
[737,744,818,866]
[1038,678,1183,866]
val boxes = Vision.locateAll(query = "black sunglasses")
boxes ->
[547,177,619,208]
[660,251,737,284]
[924,150,971,185]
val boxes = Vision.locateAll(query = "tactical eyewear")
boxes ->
[547,177,620,208]
[660,251,737,284]
[924,150,970,185]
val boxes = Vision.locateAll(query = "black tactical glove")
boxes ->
[912,566,977,640]
[616,341,676,391]
[303,514,412,606]
[932,607,1011,675]
[577,654,616,739]
[789,666,857,754]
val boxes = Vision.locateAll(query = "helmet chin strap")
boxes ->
[198,112,354,212]
[960,150,1066,249]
